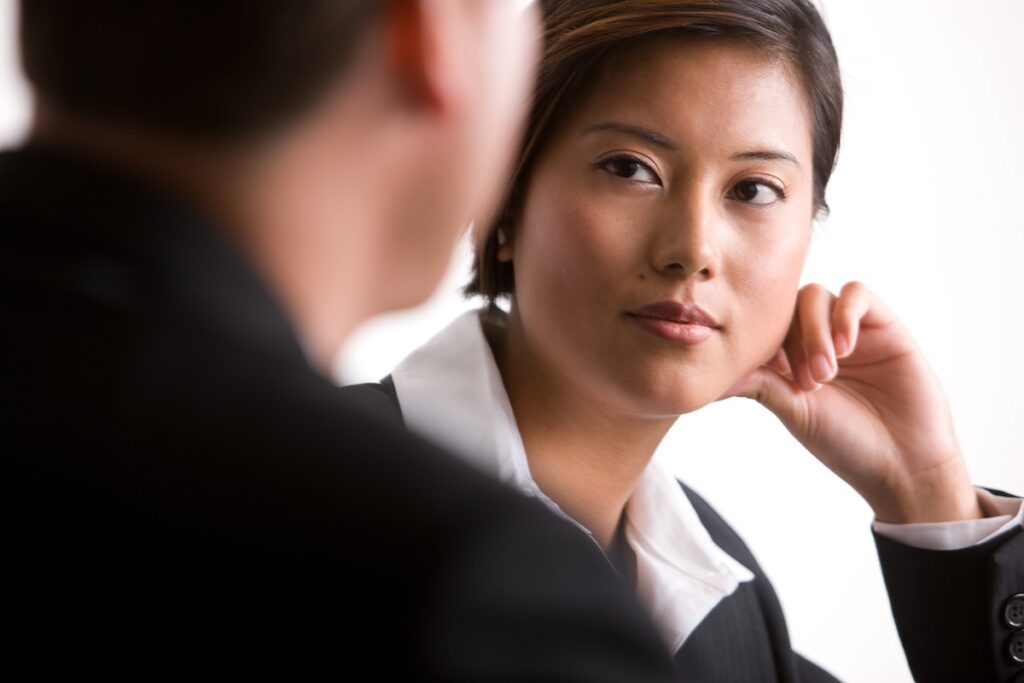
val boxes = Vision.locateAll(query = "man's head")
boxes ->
[20,0,540,368]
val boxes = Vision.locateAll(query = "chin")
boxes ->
[651,391,717,418]
[610,365,727,419]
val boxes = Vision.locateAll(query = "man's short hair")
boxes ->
[20,0,380,141]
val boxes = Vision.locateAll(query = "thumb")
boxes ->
[718,365,808,428]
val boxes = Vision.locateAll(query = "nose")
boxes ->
[649,191,721,281]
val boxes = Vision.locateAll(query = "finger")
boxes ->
[830,280,876,357]
[783,309,819,392]
[796,284,838,385]
[722,365,805,425]
[764,346,791,376]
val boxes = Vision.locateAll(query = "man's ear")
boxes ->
[385,0,466,118]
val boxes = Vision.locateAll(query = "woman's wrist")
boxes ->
[868,457,984,524]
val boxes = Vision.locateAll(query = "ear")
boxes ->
[385,0,466,118]
[496,225,514,262]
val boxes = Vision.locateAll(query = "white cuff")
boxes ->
[872,488,1024,551]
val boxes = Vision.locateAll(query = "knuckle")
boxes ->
[841,280,868,297]
[804,282,829,298]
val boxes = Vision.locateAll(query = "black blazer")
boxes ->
[0,145,679,679]
[347,371,1024,682]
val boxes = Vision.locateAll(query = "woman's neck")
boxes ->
[490,306,675,551]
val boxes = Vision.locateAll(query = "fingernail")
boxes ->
[811,354,833,382]
[834,333,848,357]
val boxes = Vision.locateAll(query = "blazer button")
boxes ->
[1007,594,1024,628]
[1011,629,1024,664]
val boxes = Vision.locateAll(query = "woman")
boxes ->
[349,1,1024,680]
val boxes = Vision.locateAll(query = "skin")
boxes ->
[496,36,984,552]
[31,0,540,370]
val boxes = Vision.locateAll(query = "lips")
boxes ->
[625,300,720,345]
[627,300,720,328]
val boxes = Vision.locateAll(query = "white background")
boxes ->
[2,2,1020,681]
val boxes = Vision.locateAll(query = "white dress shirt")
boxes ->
[389,307,1024,652]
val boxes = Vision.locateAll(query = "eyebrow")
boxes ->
[582,121,801,167]
[581,122,679,150]
[731,150,801,167]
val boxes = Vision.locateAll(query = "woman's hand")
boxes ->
[718,281,984,524]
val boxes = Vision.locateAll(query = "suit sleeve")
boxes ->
[873,490,1024,683]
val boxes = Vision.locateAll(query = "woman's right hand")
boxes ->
[718,280,984,525]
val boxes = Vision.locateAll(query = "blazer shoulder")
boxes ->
[337,374,404,426]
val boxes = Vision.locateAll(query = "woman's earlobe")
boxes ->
[497,227,514,262]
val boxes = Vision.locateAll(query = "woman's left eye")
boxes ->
[729,179,785,205]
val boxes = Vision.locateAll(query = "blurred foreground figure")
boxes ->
[0,1,675,677]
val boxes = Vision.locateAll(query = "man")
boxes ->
[1,1,675,677]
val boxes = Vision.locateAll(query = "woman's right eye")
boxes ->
[597,155,661,185]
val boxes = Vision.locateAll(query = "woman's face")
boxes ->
[505,37,816,417]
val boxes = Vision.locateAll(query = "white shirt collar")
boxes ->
[390,308,755,653]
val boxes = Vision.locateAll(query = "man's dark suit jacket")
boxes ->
[348,367,1024,682]
[0,145,680,679]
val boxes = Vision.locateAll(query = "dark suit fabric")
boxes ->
[0,145,677,679]
[874,502,1024,683]
[355,371,1024,682]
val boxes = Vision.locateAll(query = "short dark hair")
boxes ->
[20,0,380,141]
[466,0,843,303]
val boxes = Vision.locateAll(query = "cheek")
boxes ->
[729,230,808,361]
[514,185,634,317]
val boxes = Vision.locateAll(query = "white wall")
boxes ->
[0,0,28,141]
[2,2,1020,681]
